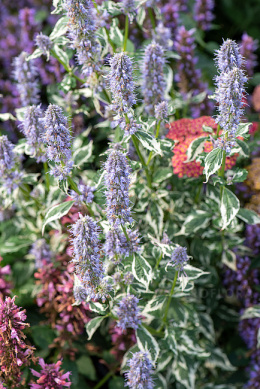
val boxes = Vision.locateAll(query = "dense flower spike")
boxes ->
[0,257,12,301]
[121,0,137,21]
[174,26,213,117]
[70,214,105,300]
[155,101,168,121]
[142,42,166,116]
[125,351,154,389]
[13,51,39,106]
[43,104,73,180]
[161,2,180,37]
[168,246,189,273]
[0,136,15,175]
[70,184,95,206]
[116,294,140,331]
[30,358,71,388]
[194,0,215,31]
[124,271,134,285]
[35,32,53,57]
[215,39,243,73]
[240,33,258,77]
[0,297,35,387]
[108,53,136,117]
[30,239,52,268]
[152,22,172,50]
[105,227,140,263]
[104,144,133,227]
[64,0,101,78]
[20,105,46,162]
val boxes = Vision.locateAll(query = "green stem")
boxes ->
[155,253,162,270]
[163,271,178,324]
[105,27,116,53]
[92,0,98,10]
[93,370,115,389]
[148,8,156,29]
[147,120,161,166]
[219,150,227,179]
[51,50,71,73]
[216,124,221,138]
[67,177,95,217]
[43,162,50,192]
[142,323,164,338]
[123,15,129,51]
[131,135,152,188]
[121,224,130,242]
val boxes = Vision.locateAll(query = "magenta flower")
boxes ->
[30,358,71,388]
[0,257,12,301]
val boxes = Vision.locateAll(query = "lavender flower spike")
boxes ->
[152,22,172,50]
[13,51,39,106]
[125,351,154,389]
[215,38,243,73]
[240,33,258,77]
[168,246,189,274]
[20,105,46,163]
[35,32,53,59]
[155,101,168,121]
[105,227,140,263]
[121,0,137,22]
[30,239,52,269]
[142,42,166,116]
[70,184,95,206]
[104,144,133,227]
[70,214,105,301]
[0,135,15,175]
[194,0,215,31]
[116,294,140,331]
[43,104,73,180]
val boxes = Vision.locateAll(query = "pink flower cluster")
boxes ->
[30,358,71,389]
[109,322,136,362]
[167,116,238,178]
[0,257,12,301]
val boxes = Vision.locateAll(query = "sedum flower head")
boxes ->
[169,246,189,273]
[30,239,52,269]
[43,104,73,180]
[125,351,154,389]
[0,136,15,175]
[13,51,39,106]
[70,214,105,301]
[30,358,71,389]
[194,0,215,31]
[155,101,168,121]
[116,294,140,331]
[104,144,133,227]
[215,39,243,73]
[104,227,140,263]
[142,42,166,116]
[70,184,95,206]
[0,297,35,387]
[108,53,136,117]
[20,105,46,162]
[35,32,53,57]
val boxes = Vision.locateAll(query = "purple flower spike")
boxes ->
[155,101,168,121]
[70,184,95,206]
[30,358,71,388]
[13,52,39,107]
[104,144,133,227]
[116,294,140,331]
[215,39,243,73]
[30,239,52,269]
[105,227,140,263]
[43,104,73,180]
[142,42,166,116]
[0,135,15,175]
[125,351,154,389]
[121,0,137,22]
[240,33,258,77]
[168,246,189,273]
[194,0,215,31]
[35,32,53,57]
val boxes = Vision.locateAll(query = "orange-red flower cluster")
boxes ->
[166,116,238,178]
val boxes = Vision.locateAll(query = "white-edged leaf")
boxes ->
[0,113,16,121]
[134,131,162,155]
[154,374,167,389]
[241,306,260,320]
[86,316,106,340]
[177,211,212,235]
[52,45,69,68]
[220,187,240,230]
[27,48,42,61]
[132,255,153,289]
[221,249,237,271]
[186,136,207,162]
[237,208,260,225]
[173,354,198,389]
[184,265,209,281]
[73,141,93,166]
[88,301,108,315]
[52,0,64,14]
[204,148,223,182]
[42,200,74,234]
[232,139,249,158]
[235,122,251,137]
[136,325,160,363]
[50,16,69,40]
[166,328,178,355]
[205,348,236,371]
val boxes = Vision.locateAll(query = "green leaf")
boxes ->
[49,16,69,40]
[204,148,223,182]
[136,325,160,363]
[237,208,260,225]
[153,168,172,183]
[232,168,248,183]
[31,326,56,349]
[173,355,198,389]
[136,7,146,25]
[52,45,70,69]
[42,200,74,234]
[88,301,108,315]
[132,254,153,289]
[76,355,97,380]
[241,306,260,319]
[232,139,249,158]
[0,112,16,121]
[27,48,42,61]
[177,211,212,235]
[186,137,207,162]
[51,0,64,14]
[235,122,251,137]
[154,374,167,389]
[85,316,106,340]
[220,187,240,229]
[206,348,235,371]
[135,130,162,155]
[108,377,125,389]
[73,141,93,167]
[221,249,237,271]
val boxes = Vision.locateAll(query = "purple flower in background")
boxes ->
[104,227,140,263]
[152,22,172,50]
[43,104,73,180]
[125,351,154,389]
[73,279,88,303]
[30,358,71,388]
[155,101,168,121]
[174,26,213,117]
[194,0,215,31]
[240,33,258,77]
[142,42,166,116]
[64,0,101,79]
[121,0,137,22]
[70,184,95,205]
[20,105,46,162]
[0,136,15,175]
[215,39,243,73]
[0,257,12,301]
[13,51,39,107]
[245,224,260,256]
[116,294,140,331]
[124,271,134,285]
[70,214,105,301]
[3,171,23,195]
[161,3,180,36]
[104,144,133,227]
[30,239,52,269]
[35,32,53,58]
[168,246,189,273]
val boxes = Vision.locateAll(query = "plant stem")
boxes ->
[123,15,129,51]
[121,224,130,242]
[93,370,115,389]
[67,177,95,217]
[131,135,152,188]
[105,27,116,53]
[219,150,227,179]
[155,253,162,270]
[216,124,221,138]
[43,162,50,192]
[148,8,156,29]
[142,323,164,338]
[147,120,161,166]
[162,271,178,324]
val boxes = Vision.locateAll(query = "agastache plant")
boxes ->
[116,294,140,331]
[194,0,215,31]
[120,0,137,22]
[0,135,23,194]
[125,351,154,389]
[70,183,95,206]
[13,51,39,106]
[42,104,73,180]
[105,227,140,263]
[35,32,53,59]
